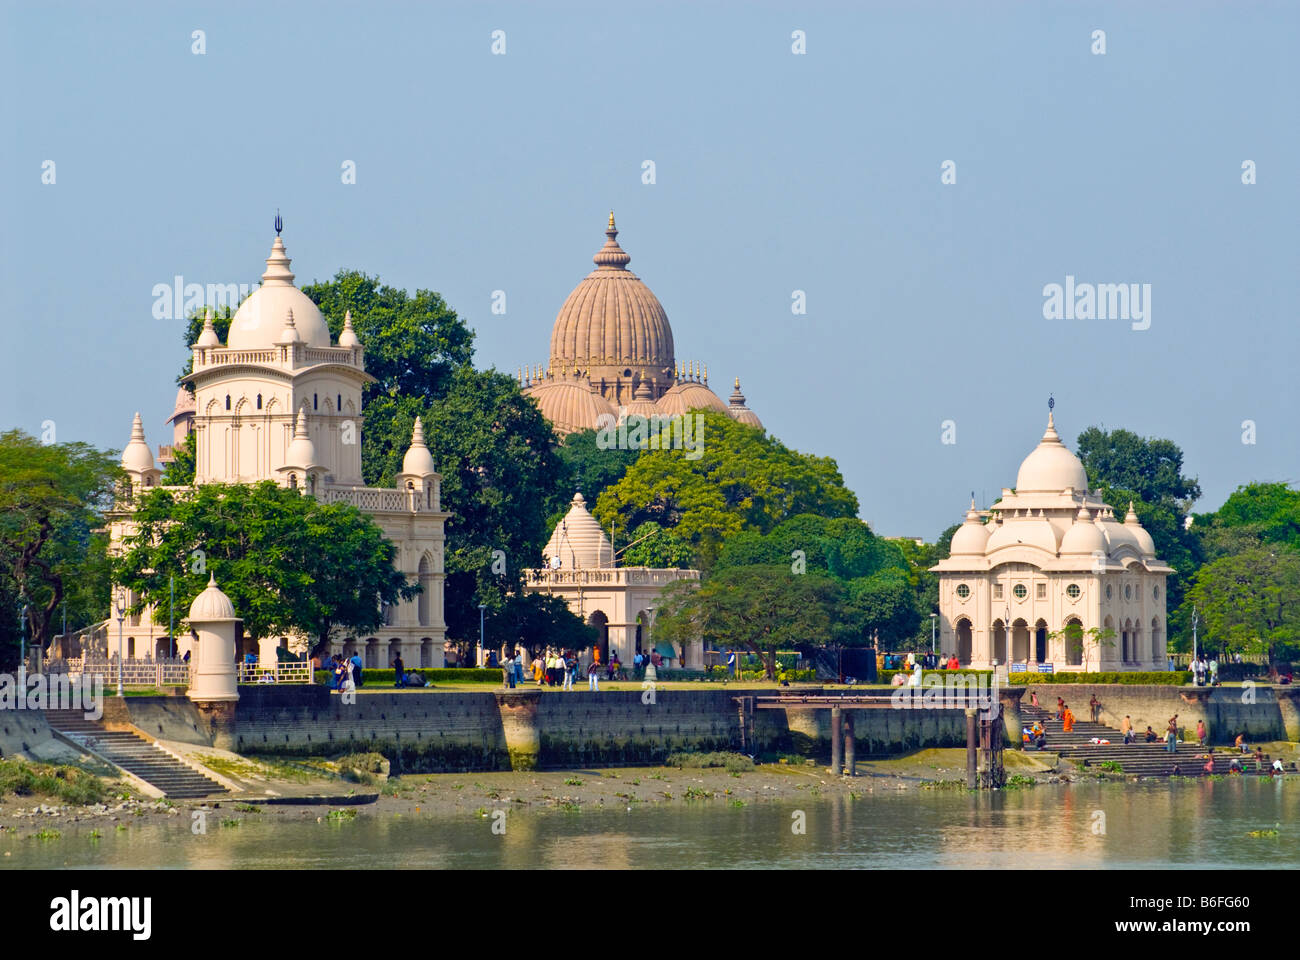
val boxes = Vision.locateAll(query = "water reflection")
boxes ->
[2,780,1295,870]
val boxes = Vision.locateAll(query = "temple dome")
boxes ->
[548,214,675,376]
[284,409,318,469]
[227,234,331,350]
[1015,412,1089,493]
[166,387,195,425]
[949,501,991,555]
[1125,503,1157,557]
[189,574,236,621]
[985,512,1061,555]
[620,380,662,421]
[121,412,157,474]
[527,379,616,435]
[401,417,437,476]
[543,492,614,569]
[1060,506,1108,555]
[658,379,727,416]
[726,378,763,429]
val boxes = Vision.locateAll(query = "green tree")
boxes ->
[653,564,852,679]
[846,569,921,647]
[1177,546,1300,664]
[1076,426,1202,610]
[548,428,641,530]
[1194,482,1300,560]
[594,413,859,567]
[483,592,595,658]
[0,431,121,666]
[1047,622,1117,673]
[618,521,695,568]
[112,482,416,652]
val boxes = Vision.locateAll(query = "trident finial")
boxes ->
[274,209,283,236]
[1048,394,1055,413]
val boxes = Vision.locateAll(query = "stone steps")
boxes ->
[44,710,226,799]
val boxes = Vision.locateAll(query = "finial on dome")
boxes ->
[411,415,427,446]
[703,364,708,383]
[295,407,308,437]
[197,309,220,347]
[608,210,615,230]
[274,209,283,236]
[131,411,145,440]
[208,572,217,588]
[338,309,360,348]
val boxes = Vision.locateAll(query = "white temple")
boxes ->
[932,409,1172,672]
[105,225,450,668]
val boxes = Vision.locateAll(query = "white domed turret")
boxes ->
[985,509,1061,555]
[543,492,614,569]
[401,417,437,477]
[1097,506,1138,554]
[121,412,160,481]
[1015,412,1089,493]
[338,310,361,348]
[277,308,302,344]
[1061,504,1108,556]
[282,409,319,476]
[1124,501,1157,557]
[226,229,331,350]
[188,573,236,621]
[196,309,221,347]
[949,500,991,556]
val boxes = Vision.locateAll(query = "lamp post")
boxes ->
[1191,604,1199,668]
[169,574,175,659]
[114,586,126,697]
[646,604,657,664]
[930,612,937,655]
[478,604,487,669]
[18,602,28,676]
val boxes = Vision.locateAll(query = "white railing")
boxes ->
[323,485,431,513]
[236,660,314,684]
[47,657,192,687]
[525,567,701,587]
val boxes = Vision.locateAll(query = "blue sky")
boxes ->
[2,0,1296,537]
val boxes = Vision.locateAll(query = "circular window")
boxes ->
[1013,584,1027,600]
[624,369,633,378]
[956,584,970,600]
[1066,584,1081,599]
[1106,584,1113,600]
[1125,584,1132,600]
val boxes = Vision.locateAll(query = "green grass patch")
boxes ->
[0,758,110,805]
[665,752,754,774]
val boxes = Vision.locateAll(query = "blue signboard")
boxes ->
[1039,663,1054,674]
[1009,663,1027,674]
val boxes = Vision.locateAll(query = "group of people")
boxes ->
[492,647,625,691]
[326,652,363,692]
[881,651,961,672]
[1188,655,1219,687]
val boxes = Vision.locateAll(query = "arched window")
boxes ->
[288,473,297,489]
[225,394,231,410]
[417,556,431,627]
[256,394,262,409]
[337,394,342,411]
[313,393,318,410]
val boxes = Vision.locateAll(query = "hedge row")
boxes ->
[1010,672,1189,686]
[881,669,994,682]
[314,668,501,685]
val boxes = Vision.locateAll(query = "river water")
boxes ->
[3,778,1296,869]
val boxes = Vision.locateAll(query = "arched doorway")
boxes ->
[155,637,174,659]
[955,618,973,665]
[1121,619,1132,662]
[1064,617,1083,666]
[1034,619,1048,663]
[991,620,1007,664]
[417,555,431,626]
[1011,619,1030,663]
[588,611,609,663]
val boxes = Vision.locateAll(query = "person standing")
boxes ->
[1089,694,1100,723]
[587,658,600,692]
[1196,719,1206,746]
[1166,714,1179,753]
[1062,705,1075,733]
[563,651,575,691]
[726,650,736,678]
[350,650,364,688]
[1120,715,1133,744]
[1209,656,1219,686]
[393,652,405,689]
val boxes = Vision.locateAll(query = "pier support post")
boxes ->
[843,711,855,776]
[965,708,978,790]
[829,706,843,775]
[494,688,543,770]
[998,686,1026,748]
[1276,688,1300,743]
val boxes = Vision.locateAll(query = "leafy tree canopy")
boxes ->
[652,564,854,678]
[1176,545,1300,663]
[0,430,121,666]
[594,413,859,567]
[111,482,416,652]
[619,521,695,568]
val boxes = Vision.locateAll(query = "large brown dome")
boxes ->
[548,214,676,400]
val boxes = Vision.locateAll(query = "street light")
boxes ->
[930,612,937,654]
[18,602,28,676]
[114,586,126,697]
[478,604,487,669]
